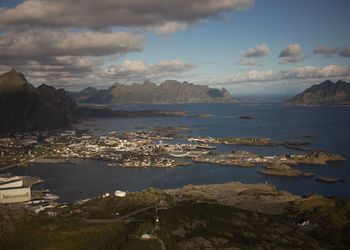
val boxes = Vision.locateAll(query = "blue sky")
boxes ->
[0,0,349,95]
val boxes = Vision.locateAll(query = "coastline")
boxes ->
[1,181,349,249]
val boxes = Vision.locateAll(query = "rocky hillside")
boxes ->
[0,69,81,133]
[284,80,350,105]
[73,80,239,104]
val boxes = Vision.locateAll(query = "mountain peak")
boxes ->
[284,80,350,106]
[72,80,239,104]
[0,69,29,93]
[0,70,80,133]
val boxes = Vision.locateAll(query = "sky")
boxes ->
[0,0,349,95]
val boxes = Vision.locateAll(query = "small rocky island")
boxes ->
[284,80,350,106]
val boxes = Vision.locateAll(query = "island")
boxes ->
[70,80,240,104]
[188,136,312,150]
[284,80,350,106]
[0,127,344,176]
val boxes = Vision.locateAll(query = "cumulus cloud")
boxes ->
[313,46,338,57]
[243,44,270,58]
[152,22,191,36]
[313,46,350,58]
[103,60,194,82]
[279,44,304,64]
[0,0,255,32]
[0,59,194,89]
[0,29,145,60]
[223,65,350,84]
[2,57,195,87]
[0,0,256,88]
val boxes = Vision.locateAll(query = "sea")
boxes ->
[13,100,350,203]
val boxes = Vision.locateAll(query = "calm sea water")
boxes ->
[14,103,350,202]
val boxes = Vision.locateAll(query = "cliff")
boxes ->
[0,69,81,133]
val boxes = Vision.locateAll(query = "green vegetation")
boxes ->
[1,188,349,249]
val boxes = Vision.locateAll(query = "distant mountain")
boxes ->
[284,80,350,106]
[69,87,98,101]
[73,80,239,104]
[0,69,80,133]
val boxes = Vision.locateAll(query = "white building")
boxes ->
[141,234,151,239]
[115,190,126,197]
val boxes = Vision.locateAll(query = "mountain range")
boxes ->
[0,69,80,133]
[284,80,350,106]
[70,80,239,104]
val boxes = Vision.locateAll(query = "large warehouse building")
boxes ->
[0,177,31,203]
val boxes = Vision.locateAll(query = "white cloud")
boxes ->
[0,0,255,32]
[313,46,350,58]
[279,44,304,64]
[103,60,194,82]
[243,44,270,57]
[313,46,338,57]
[225,70,276,83]
[1,59,194,89]
[0,29,145,60]
[152,22,190,36]
[0,0,255,88]
[222,65,350,84]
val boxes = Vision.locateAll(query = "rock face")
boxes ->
[0,69,80,133]
[284,80,350,105]
[73,80,239,104]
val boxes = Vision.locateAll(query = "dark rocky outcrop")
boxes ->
[73,80,239,104]
[284,80,350,105]
[0,69,80,133]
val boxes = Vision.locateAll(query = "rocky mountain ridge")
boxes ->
[72,80,239,104]
[284,80,350,105]
[0,69,81,133]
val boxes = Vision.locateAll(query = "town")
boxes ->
[0,127,345,210]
